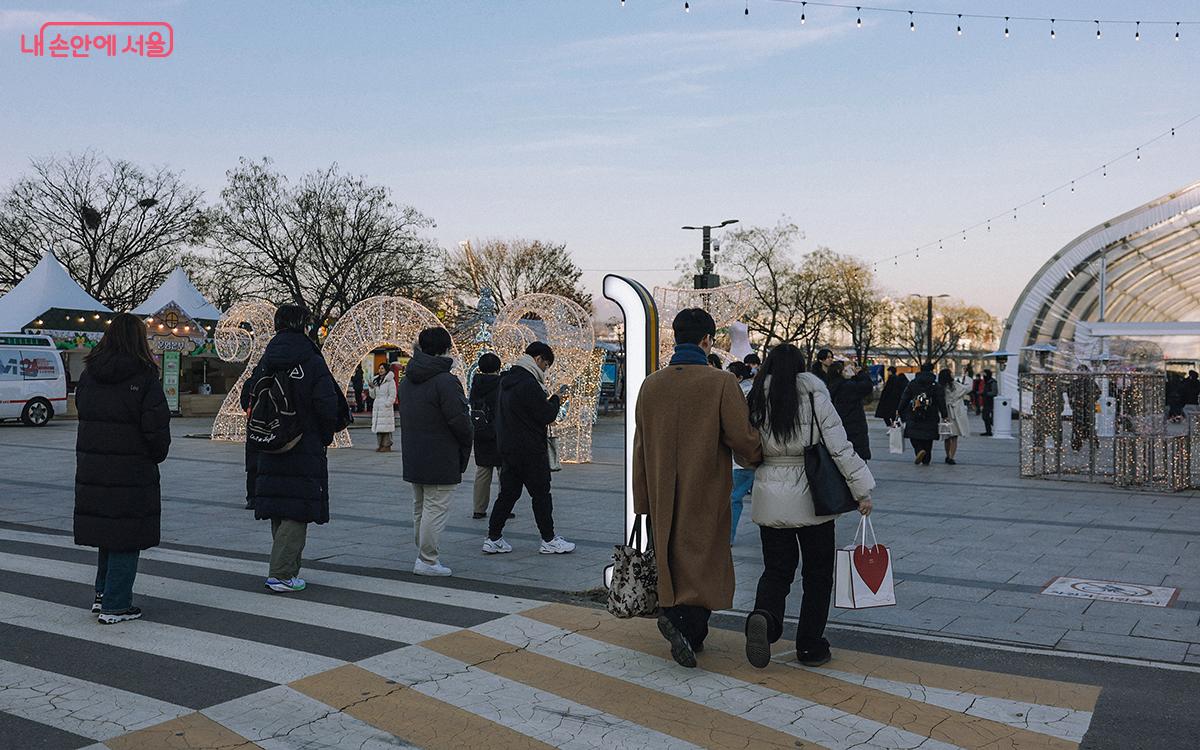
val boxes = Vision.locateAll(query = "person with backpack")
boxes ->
[398,328,473,577]
[241,305,349,593]
[743,344,873,669]
[981,368,998,436]
[899,363,947,465]
[368,362,397,452]
[74,313,171,624]
[469,353,503,520]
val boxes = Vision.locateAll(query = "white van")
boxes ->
[0,333,67,426]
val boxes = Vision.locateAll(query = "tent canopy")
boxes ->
[0,253,110,332]
[133,267,222,320]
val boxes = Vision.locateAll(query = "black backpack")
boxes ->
[246,366,304,453]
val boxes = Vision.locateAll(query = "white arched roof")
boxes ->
[0,253,110,332]
[133,267,223,320]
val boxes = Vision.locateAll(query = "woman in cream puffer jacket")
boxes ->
[743,344,875,671]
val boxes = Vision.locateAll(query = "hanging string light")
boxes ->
[1095,20,1101,39]
[1050,18,1056,39]
[1004,16,1009,38]
[800,1,806,23]
[1177,22,1182,40]
[1135,21,1141,41]
[909,10,914,31]
[684,1,689,12]
[856,6,861,27]
[956,14,962,35]
[746,0,750,16]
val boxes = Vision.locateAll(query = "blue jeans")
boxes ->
[731,469,755,543]
[94,549,140,613]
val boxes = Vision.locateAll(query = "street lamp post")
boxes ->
[910,293,950,366]
[683,219,738,290]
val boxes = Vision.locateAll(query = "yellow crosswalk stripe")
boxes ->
[105,712,262,750]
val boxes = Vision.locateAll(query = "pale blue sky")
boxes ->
[2,0,1199,320]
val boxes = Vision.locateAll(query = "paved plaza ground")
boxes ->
[1,411,1198,748]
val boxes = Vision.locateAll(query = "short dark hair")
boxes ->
[983,368,993,377]
[274,304,310,333]
[478,353,501,374]
[526,341,555,364]
[417,327,452,356]
[920,363,935,373]
[728,361,751,379]
[817,348,833,362]
[743,353,761,366]
[708,353,723,368]
[887,366,897,374]
[672,308,716,346]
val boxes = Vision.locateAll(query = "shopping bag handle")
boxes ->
[853,515,879,552]
[627,515,653,551]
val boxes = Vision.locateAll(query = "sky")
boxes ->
[1,0,1199,323]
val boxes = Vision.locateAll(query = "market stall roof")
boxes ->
[0,253,110,332]
[133,267,222,320]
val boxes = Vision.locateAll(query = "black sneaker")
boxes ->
[798,641,831,667]
[656,614,697,668]
[945,458,957,465]
[472,512,486,519]
[98,607,142,625]
[744,610,772,669]
[91,594,102,613]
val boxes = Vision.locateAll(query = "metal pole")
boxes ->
[1098,251,1108,322]
[926,295,934,366]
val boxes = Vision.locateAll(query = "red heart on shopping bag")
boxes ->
[852,544,890,594]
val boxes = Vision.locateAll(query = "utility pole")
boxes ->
[911,293,949,366]
[683,219,738,290]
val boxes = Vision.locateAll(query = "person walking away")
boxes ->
[1184,370,1200,407]
[899,363,946,465]
[351,365,365,413]
[727,362,755,544]
[470,353,504,520]
[241,305,347,593]
[742,344,874,668]
[813,348,835,382]
[981,369,998,436]
[939,368,972,465]
[873,366,908,426]
[826,360,873,460]
[483,342,576,555]
[708,353,724,369]
[74,313,171,624]
[744,353,761,377]
[1067,370,1101,451]
[398,328,473,576]
[368,362,397,452]
[634,309,763,667]
[972,373,985,415]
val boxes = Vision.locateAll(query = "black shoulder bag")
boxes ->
[805,392,860,516]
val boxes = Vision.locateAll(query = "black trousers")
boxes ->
[910,438,933,463]
[754,521,835,649]
[663,604,711,649]
[488,457,555,542]
[982,398,994,433]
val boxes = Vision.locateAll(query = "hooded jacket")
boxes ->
[240,330,344,524]
[398,349,472,485]
[827,369,874,460]
[750,372,874,528]
[74,351,171,551]
[496,356,561,465]
[899,370,947,441]
[469,372,502,468]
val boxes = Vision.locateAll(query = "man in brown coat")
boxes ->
[633,308,763,667]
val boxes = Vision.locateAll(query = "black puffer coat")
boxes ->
[496,365,560,465]
[828,370,874,460]
[874,373,909,420]
[398,350,473,485]
[469,373,501,468]
[74,352,171,552]
[240,331,344,524]
[899,371,947,442]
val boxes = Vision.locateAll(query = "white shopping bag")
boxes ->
[835,516,896,609]
[888,424,904,454]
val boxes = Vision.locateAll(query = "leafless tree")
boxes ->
[444,238,591,312]
[827,254,890,366]
[895,297,997,366]
[206,158,441,337]
[0,152,204,309]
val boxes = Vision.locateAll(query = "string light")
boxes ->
[1050,19,1056,39]
[1103,163,1107,177]
[1135,21,1140,41]
[1042,195,1046,207]
[956,14,962,35]
[909,10,914,31]
[1136,147,1141,161]
[1071,180,1075,193]
[684,1,689,12]
[1004,17,1009,37]
[800,1,805,23]
[1095,20,1101,39]
[856,6,861,27]
[746,1,750,16]
[1177,22,1182,40]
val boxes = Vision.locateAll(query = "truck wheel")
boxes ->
[21,398,52,426]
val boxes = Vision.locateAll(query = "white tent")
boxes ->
[133,266,222,320]
[0,253,110,332]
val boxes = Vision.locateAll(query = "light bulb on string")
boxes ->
[1013,208,1018,221]
[987,220,991,233]
[745,0,749,16]
[1004,17,1009,38]
[1051,19,1056,39]
[684,1,689,12]
[1137,148,1141,162]
[856,7,861,27]
[1135,21,1141,41]
[800,1,805,24]
[1095,20,1101,39]
[1042,195,1047,207]
[909,10,915,31]
[1071,180,1076,193]
[1176,22,1181,41]
[1103,164,1107,177]
[956,14,962,35]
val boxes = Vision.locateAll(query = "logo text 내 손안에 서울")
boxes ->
[19,21,173,59]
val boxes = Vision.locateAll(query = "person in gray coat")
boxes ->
[398,327,472,577]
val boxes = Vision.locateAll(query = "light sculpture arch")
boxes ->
[211,301,277,442]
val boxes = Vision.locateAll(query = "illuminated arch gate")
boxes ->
[211,301,277,442]
[324,295,462,448]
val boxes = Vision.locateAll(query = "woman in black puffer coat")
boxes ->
[899,364,947,466]
[826,360,874,460]
[74,313,171,624]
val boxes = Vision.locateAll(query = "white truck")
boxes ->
[0,333,67,426]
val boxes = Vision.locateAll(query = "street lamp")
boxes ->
[683,219,739,290]
[910,293,950,366]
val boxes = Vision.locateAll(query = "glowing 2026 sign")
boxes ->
[602,275,659,587]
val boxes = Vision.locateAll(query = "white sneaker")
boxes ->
[482,537,513,555]
[540,536,576,554]
[413,559,452,577]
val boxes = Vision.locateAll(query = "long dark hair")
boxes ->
[86,312,157,372]
[747,344,807,443]
[937,368,953,387]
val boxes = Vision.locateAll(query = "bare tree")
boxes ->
[719,221,834,357]
[895,297,997,366]
[444,238,591,311]
[827,254,890,366]
[206,158,441,337]
[0,152,204,309]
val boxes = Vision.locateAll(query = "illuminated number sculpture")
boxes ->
[210,301,277,442]
[322,295,462,448]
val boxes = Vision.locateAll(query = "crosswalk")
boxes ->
[0,525,1099,749]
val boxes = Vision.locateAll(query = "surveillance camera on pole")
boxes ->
[683,218,738,290]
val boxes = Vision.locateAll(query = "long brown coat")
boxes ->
[633,363,763,611]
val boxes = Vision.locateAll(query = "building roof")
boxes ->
[133,267,223,320]
[0,253,111,332]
